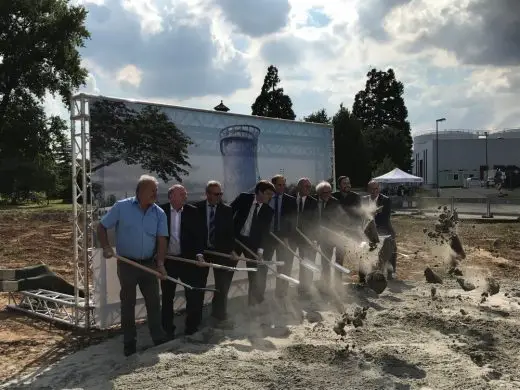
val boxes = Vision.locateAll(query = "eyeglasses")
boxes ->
[209,192,223,196]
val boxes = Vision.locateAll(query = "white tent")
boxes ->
[373,168,424,184]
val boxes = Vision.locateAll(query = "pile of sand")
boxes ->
[4,278,520,390]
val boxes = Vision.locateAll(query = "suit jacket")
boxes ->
[193,200,234,254]
[363,194,394,236]
[160,202,205,259]
[270,192,297,239]
[317,196,341,244]
[332,190,361,211]
[293,194,318,242]
[230,192,273,250]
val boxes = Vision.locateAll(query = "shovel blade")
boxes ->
[277,273,300,285]
[332,263,351,274]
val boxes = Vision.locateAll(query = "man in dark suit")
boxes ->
[364,180,397,279]
[230,180,275,307]
[193,180,235,326]
[315,181,342,289]
[263,174,297,298]
[160,184,207,338]
[332,175,362,265]
[333,176,361,214]
[290,177,318,297]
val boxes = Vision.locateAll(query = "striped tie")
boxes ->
[209,205,216,247]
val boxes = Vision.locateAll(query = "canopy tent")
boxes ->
[373,168,424,184]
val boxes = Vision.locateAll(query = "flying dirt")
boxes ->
[3,205,520,390]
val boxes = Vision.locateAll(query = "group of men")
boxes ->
[97,174,395,356]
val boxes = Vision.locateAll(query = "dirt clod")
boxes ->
[457,278,476,291]
[448,267,463,276]
[449,234,466,259]
[366,270,387,294]
[424,267,443,284]
[486,277,500,296]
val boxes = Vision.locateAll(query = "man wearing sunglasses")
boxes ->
[194,180,235,327]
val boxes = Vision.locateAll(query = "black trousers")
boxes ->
[161,260,209,335]
[234,235,263,306]
[117,259,165,346]
[206,252,235,321]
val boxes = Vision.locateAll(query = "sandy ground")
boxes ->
[1,209,520,389]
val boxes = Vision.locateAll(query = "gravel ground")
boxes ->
[4,276,520,390]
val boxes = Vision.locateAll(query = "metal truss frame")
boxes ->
[8,94,95,329]
[70,94,94,328]
[7,289,94,328]
[6,93,336,329]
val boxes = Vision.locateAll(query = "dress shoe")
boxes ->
[212,317,234,330]
[184,328,198,336]
[123,342,136,357]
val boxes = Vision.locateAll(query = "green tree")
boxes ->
[0,92,67,202]
[372,155,396,177]
[0,0,90,132]
[47,116,72,201]
[90,99,193,183]
[304,108,330,124]
[332,104,371,187]
[251,65,296,120]
[352,68,413,171]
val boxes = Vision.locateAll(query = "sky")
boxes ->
[45,0,520,136]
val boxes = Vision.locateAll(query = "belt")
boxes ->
[123,256,154,264]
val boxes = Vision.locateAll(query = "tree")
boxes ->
[251,65,296,120]
[332,104,371,187]
[90,99,193,183]
[304,108,330,124]
[0,0,90,133]
[352,68,413,171]
[48,116,72,201]
[0,92,66,202]
[372,155,396,177]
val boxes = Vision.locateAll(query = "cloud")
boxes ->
[305,8,332,28]
[398,0,520,67]
[356,0,412,41]
[259,36,305,66]
[214,0,291,37]
[42,0,520,136]
[81,0,251,99]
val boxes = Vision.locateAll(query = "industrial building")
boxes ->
[412,128,520,188]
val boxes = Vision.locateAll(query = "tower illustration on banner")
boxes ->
[219,124,261,201]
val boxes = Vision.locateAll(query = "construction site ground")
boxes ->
[1,208,520,388]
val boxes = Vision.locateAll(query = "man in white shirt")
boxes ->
[160,185,206,337]
[290,177,318,297]
[230,180,275,306]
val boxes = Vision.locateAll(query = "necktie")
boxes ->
[208,205,216,247]
[297,198,303,228]
[274,195,279,231]
[250,203,259,237]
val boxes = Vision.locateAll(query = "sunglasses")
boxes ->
[209,192,223,196]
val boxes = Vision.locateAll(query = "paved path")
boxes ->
[421,202,520,215]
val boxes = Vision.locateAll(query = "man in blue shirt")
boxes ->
[97,174,169,356]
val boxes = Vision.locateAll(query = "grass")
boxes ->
[0,199,72,212]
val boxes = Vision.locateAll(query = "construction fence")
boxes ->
[392,196,520,217]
